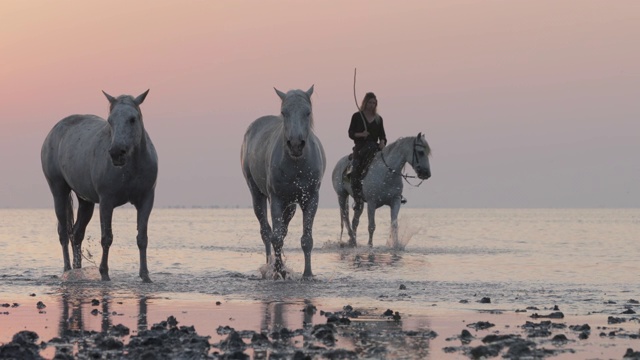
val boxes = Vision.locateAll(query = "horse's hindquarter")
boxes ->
[42,115,107,203]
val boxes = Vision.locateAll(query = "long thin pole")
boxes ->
[353,68,367,131]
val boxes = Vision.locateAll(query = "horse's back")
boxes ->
[42,115,106,172]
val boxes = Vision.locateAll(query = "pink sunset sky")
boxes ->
[1,1,638,208]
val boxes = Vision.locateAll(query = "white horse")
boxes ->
[332,133,431,247]
[241,86,326,279]
[41,90,158,282]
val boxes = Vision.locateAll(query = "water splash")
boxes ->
[258,255,297,280]
[387,215,421,250]
[60,266,102,282]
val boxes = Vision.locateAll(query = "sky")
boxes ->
[1,1,638,209]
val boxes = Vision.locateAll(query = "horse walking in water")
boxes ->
[332,133,431,247]
[41,90,158,283]
[241,86,326,279]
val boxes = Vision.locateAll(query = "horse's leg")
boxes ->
[98,202,115,281]
[351,198,364,242]
[270,198,287,279]
[366,203,377,247]
[300,192,319,279]
[52,188,73,272]
[71,198,95,269]
[247,177,273,262]
[281,203,296,237]
[337,192,356,247]
[135,193,155,283]
[389,199,402,248]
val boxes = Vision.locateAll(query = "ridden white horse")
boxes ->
[332,133,431,247]
[241,86,326,279]
[41,90,158,282]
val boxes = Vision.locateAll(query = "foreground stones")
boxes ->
[0,306,435,359]
[2,301,640,359]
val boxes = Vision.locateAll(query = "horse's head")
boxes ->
[275,85,314,158]
[409,132,431,180]
[102,90,149,167]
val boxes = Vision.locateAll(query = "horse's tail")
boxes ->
[65,193,74,238]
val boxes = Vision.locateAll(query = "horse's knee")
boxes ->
[136,234,148,249]
[301,235,313,252]
[101,234,113,248]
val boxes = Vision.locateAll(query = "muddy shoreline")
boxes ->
[2,290,640,359]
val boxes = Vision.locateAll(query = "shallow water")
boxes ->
[1,208,639,358]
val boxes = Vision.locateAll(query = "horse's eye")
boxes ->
[129,117,135,124]
[417,150,425,156]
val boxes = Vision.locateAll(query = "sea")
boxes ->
[0,208,639,358]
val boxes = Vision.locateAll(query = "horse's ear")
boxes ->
[274,88,286,101]
[417,132,422,139]
[306,85,314,97]
[134,89,150,106]
[102,90,116,104]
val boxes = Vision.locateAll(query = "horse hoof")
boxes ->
[302,273,315,281]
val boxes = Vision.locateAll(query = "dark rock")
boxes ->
[219,331,246,352]
[530,311,564,319]
[551,334,569,343]
[469,344,501,358]
[0,331,42,360]
[217,325,236,335]
[327,315,351,325]
[250,332,271,347]
[569,324,591,332]
[609,316,627,324]
[482,334,517,343]
[467,321,495,330]
[460,329,473,343]
[110,324,130,336]
[624,348,640,359]
[311,324,336,347]
[478,297,491,304]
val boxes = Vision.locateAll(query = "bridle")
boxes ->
[380,137,426,187]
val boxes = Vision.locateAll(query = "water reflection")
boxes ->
[339,251,404,269]
[56,285,149,339]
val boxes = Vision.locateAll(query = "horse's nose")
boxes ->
[416,166,431,180]
[286,139,305,157]
[109,146,127,166]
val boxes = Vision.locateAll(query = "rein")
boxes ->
[379,138,425,187]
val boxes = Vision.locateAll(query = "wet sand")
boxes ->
[1,285,640,359]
